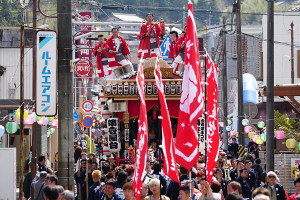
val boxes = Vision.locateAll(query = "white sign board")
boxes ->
[0,148,16,200]
[36,31,57,116]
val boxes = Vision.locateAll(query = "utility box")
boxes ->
[0,148,16,200]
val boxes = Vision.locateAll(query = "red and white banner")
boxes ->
[154,57,179,183]
[175,0,205,170]
[132,56,148,200]
[206,55,219,183]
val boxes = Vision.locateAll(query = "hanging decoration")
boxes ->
[252,134,258,142]
[16,109,28,120]
[24,114,35,125]
[257,121,265,128]
[230,130,236,137]
[49,128,55,134]
[286,138,296,149]
[226,126,232,131]
[227,119,232,125]
[0,125,5,137]
[248,131,255,139]
[37,117,48,126]
[6,122,19,134]
[260,133,266,142]
[275,130,285,140]
[51,119,58,127]
[47,131,51,137]
[256,136,263,144]
[31,112,39,122]
[244,125,252,133]
[242,119,249,126]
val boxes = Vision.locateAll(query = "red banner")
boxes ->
[175,1,204,170]
[154,57,179,183]
[132,58,148,200]
[206,55,219,183]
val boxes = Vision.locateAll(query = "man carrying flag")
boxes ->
[132,55,149,200]
[154,57,180,184]
[175,0,205,171]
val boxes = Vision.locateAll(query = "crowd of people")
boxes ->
[23,140,300,200]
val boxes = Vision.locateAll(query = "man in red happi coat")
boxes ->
[138,13,162,59]
[168,31,179,62]
[93,34,110,78]
[106,28,134,79]
[171,30,186,73]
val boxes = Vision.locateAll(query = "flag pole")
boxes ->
[204,53,208,181]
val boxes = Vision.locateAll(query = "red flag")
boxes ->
[154,57,180,183]
[175,1,204,170]
[206,55,219,183]
[132,56,148,200]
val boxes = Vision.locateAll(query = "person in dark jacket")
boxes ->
[215,168,228,198]
[228,138,239,158]
[166,166,198,200]
[236,168,252,200]
[244,160,257,191]
[230,160,244,182]
[251,158,264,187]
[150,161,167,195]
[263,171,287,200]
[78,159,94,200]
[88,170,101,200]
[99,179,123,200]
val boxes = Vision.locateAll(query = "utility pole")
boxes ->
[291,22,294,84]
[57,0,74,189]
[31,0,37,199]
[266,0,275,172]
[222,16,228,150]
[236,0,244,146]
[19,24,25,200]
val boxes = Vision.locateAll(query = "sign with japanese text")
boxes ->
[36,31,57,116]
[75,60,91,76]
[291,158,300,178]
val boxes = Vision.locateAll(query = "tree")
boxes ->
[274,110,300,143]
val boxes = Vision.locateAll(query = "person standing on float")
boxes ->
[138,13,162,59]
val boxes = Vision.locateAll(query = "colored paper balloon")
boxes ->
[286,138,296,149]
[256,136,263,145]
[252,134,258,142]
[227,120,232,125]
[230,130,236,137]
[50,117,54,122]
[257,121,265,128]
[298,143,300,151]
[31,112,39,122]
[242,119,249,126]
[49,128,55,134]
[24,114,35,125]
[248,131,255,139]
[37,117,48,126]
[244,125,252,133]
[51,119,58,127]
[16,109,28,120]
[260,133,266,142]
[226,126,232,131]
[6,122,19,134]
[275,130,285,140]
[0,125,5,137]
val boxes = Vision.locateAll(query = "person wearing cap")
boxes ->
[138,13,162,59]
[236,168,252,199]
[99,179,123,200]
[289,178,300,200]
[263,171,287,200]
[31,171,48,200]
